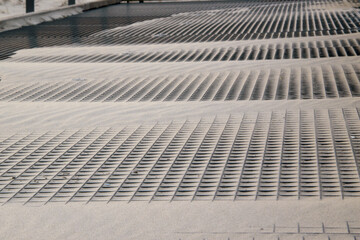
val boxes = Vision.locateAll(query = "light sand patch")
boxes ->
[0,98,359,133]
[0,200,359,239]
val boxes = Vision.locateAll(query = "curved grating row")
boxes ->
[0,108,359,204]
[0,0,359,61]
[85,0,360,45]
[0,2,247,60]
[0,1,244,39]
[8,38,360,63]
[85,29,359,46]
[0,1,243,59]
[0,63,359,102]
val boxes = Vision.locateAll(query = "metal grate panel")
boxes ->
[86,0,360,45]
[0,63,359,102]
[0,109,360,204]
[7,37,360,63]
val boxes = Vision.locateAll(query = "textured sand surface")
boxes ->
[1,200,360,239]
[0,0,360,239]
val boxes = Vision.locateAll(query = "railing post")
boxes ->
[68,0,76,5]
[26,0,34,13]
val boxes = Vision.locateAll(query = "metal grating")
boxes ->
[0,108,360,204]
[0,0,359,60]
[0,1,359,239]
[86,0,360,45]
[0,1,265,60]
[7,37,360,63]
[0,63,359,102]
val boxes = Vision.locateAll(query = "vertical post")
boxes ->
[26,0,34,13]
[68,0,76,5]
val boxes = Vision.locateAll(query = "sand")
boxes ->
[0,98,358,134]
[0,0,360,239]
[1,200,359,239]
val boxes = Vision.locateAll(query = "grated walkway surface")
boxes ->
[0,109,360,204]
[0,0,360,239]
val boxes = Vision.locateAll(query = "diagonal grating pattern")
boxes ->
[86,0,360,45]
[0,0,360,238]
[0,63,359,102]
[0,0,359,60]
[0,0,281,60]
[0,2,242,59]
[7,37,360,63]
[0,108,360,204]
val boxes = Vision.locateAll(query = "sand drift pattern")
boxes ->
[0,109,359,204]
[0,0,360,207]
[1,1,360,239]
